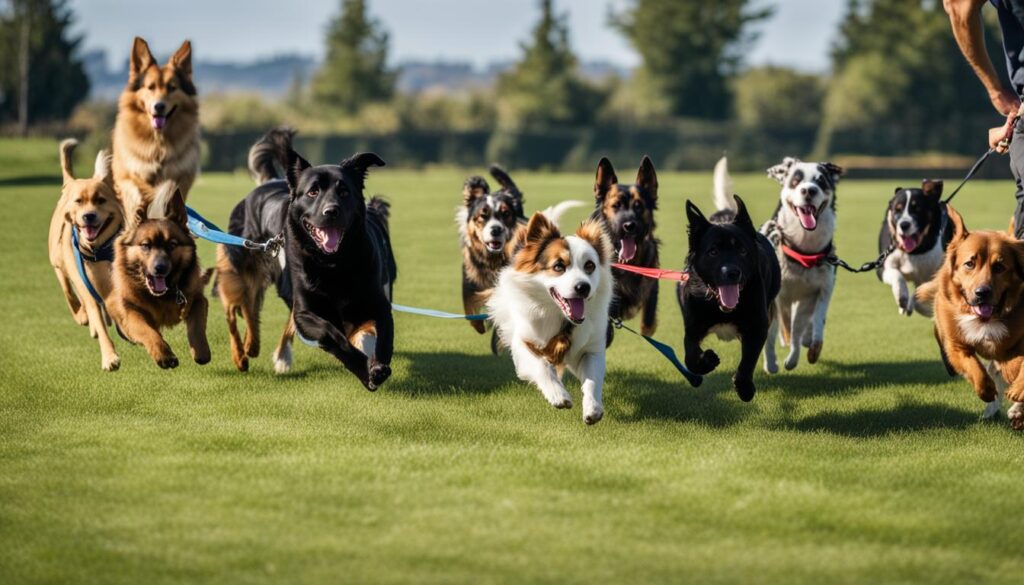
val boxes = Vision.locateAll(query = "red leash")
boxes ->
[611,263,690,282]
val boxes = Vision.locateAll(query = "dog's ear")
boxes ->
[594,157,618,202]
[922,179,943,199]
[462,176,489,207]
[732,195,756,234]
[524,212,557,244]
[947,205,968,242]
[635,156,658,203]
[93,150,113,186]
[339,152,386,192]
[59,139,77,185]
[489,164,519,194]
[893,186,904,195]
[576,220,612,265]
[285,148,312,194]
[129,37,155,83]
[820,162,844,186]
[685,200,710,243]
[170,40,192,77]
[165,189,188,228]
[767,157,798,185]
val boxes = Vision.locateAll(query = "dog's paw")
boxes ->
[1008,403,1024,431]
[102,354,120,372]
[898,294,914,316]
[689,349,720,375]
[74,308,89,327]
[784,352,800,371]
[367,363,392,390]
[764,359,778,375]
[977,377,998,403]
[234,354,249,372]
[1006,386,1024,403]
[583,405,604,425]
[156,353,179,369]
[547,390,573,409]
[192,347,211,366]
[733,376,756,402]
[273,345,292,375]
[807,341,823,364]
[245,339,260,359]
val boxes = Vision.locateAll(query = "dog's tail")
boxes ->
[248,127,296,185]
[368,196,391,231]
[713,155,735,212]
[540,200,585,227]
[59,138,78,184]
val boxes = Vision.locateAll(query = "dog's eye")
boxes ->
[584,260,596,274]
[964,259,975,270]
[739,247,748,256]
[96,197,106,205]
[148,83,156,91]
[632,200,643,210]
[553,261,566,273]
[307,188,319,198]
[140,242,151,251]
[708,247,718,257]
[167,82,176,92]
[993,262,1006,274]
[167,241,178,250]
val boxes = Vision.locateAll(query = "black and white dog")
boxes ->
[876,180,950,317]
[760,157,844,373]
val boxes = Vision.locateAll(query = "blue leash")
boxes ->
[185,206,283,255]
[71,226,105,305]
[611,318,702,387]
[392,303,489,321]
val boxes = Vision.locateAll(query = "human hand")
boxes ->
[989,111,1018,154]
[990,87,1022,116]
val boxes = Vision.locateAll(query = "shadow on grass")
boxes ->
[391,350,516,396]
[0,175,59,187]
[612,370,752,427]
[778,400,978,437]
[757,358,954,397]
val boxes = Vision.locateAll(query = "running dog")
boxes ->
[760,157,844,373]
[109,184,211,369]
[591,156,660,344]
[112,37,200,213]
[678,191,781,402]
[916,206,1024,429]
[877,180,951,317]
[48,139,124,371]
[487,213,614,424]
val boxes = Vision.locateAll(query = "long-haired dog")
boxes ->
[591,156,660,344]
[109,185,211,369]
[760,156,844,373]
[679,191,781,402]
[877,180,951,316]
[112,37,200,212]
[487,213,613,424]
[457,167,583,352]
[916,207,1024,429]
[48,139,124,370]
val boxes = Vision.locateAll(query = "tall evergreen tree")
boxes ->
[495,0,603,130]
[611,0,772,120]
[312,0,395,114]
[0,0,90,129]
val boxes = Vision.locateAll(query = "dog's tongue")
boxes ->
[152,115,167,130]
[900,235,918,252]
[618,237,637,263]
[973,304,994,320]
[151,275,167,294]
[567,297,585,322]
[83,225,98,240]
[717,284,740,310]
[315,226,341,253]
[797,206,817,230]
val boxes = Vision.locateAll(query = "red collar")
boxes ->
[781,243,831,269]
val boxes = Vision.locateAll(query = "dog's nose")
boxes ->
[82,212,98,224]
[622,221,636,235]
[153,261,170,276]
[322,206,339,218]
[899,220,911,232]
[720,265,742,283]
[153,102,166,114]
[974,285,993,301]
[800,185,819,197]
[489,225,503,237]
[574,282,591,297]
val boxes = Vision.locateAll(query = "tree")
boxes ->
[0,0,90,131]
[611,0,772,120]
[494,0,604,130]
[733,66,824,132]
[312,0,395,114]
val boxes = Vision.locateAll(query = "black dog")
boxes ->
[677,195,781,401]
[214,128,395,389]
[591,156,660,345]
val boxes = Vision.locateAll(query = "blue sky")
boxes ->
[69,0,843,72]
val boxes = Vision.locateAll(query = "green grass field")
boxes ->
[2,137,1023,584]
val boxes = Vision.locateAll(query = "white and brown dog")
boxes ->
[487,213,613,425]
[760,157,844,373]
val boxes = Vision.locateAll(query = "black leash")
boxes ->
[942,147,996,205]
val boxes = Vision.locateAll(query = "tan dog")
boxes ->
[109,185,211,369]
[112,37,200,214]
[917,206,1024,429]
[48,139,123,371]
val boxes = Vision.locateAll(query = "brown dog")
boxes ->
[48,139,124,370]
[112,37,200,214]
[916,206,1024,428]
[109,185,211,369]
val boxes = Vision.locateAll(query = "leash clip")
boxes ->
[610,318,624,330]
[175,289,187,305]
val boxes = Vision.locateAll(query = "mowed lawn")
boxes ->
[2,138,1023,584]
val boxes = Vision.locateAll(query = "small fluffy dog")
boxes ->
[488,213,613,424]
[591,156,661,344]
[109,185,211,369]
[760,157,844,373]
[876,180,950,316]
[112,37,200,212]
[48,139,124,371]
[917,207,1024,429]
[679,191,781,402]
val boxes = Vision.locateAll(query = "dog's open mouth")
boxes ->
[150,106,177,131]
[715,284,741,312]
[303,219,342,254]
[790,202,823,231]
[971,303,995,321]
[617,237,637,263]
[898,233,921,252]
[550,288,585,324]
[145,272,169,296]
[78,216,111,242]
[484,239,504,253]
